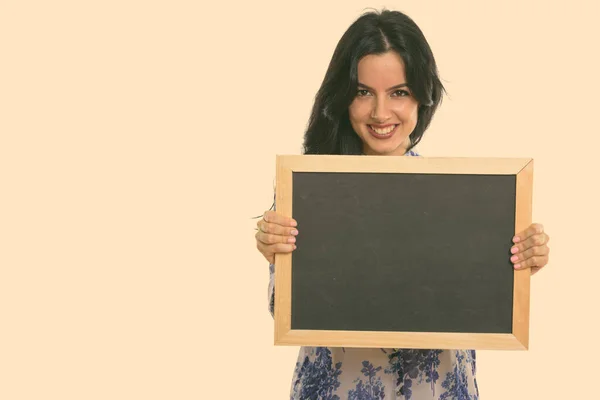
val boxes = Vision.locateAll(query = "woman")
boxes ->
[255,9,550,399]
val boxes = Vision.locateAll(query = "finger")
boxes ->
[256,230,297,245]
[513,223,544,243]
[264,211,297,227]
[257,219,299,237]
[510,244,549,264]
[256,241,275,264]
[269,242,297,253]
[256,241,296,258]
[514,255,548,270]
[511,232,548,254]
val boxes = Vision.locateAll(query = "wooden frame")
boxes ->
[274,155,533,350]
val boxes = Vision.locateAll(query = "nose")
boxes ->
[370,96,392,122]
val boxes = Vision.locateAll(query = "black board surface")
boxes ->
[291,171,516,334]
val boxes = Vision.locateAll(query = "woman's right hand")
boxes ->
[255,211,298,264]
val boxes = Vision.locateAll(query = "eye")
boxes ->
[392,89,410,97]
[356,89,371,97]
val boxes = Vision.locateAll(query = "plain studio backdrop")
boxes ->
[1,1,599,399]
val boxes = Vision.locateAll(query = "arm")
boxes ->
[255,195,298,318]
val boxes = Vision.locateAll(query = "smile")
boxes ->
[367,124,398,138]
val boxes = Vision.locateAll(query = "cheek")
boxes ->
[348,100,371,123]
[408,105,419,125]
[393,101,419,125]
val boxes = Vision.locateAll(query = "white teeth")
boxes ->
[371,125,395,134]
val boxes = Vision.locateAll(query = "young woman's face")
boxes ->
[348,51,419,156]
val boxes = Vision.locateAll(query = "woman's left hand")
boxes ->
[510,223,550,275]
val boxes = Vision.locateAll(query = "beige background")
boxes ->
[2,1,599,399]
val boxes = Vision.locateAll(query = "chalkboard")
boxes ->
[273,155,533,350]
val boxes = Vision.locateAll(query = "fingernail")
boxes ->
[511,247,519,254]
[511,255,518,262]
[514,264,521,269]
[291,220,298,227]
[288,237,296,243]
[513,236,520,243]
[291,229,298,235]
[293,245,297,250]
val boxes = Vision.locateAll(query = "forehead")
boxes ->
[357,51,407,86]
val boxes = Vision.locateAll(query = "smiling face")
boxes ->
[348,51,419,156]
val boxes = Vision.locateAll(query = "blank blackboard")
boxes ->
[274,155,533,350]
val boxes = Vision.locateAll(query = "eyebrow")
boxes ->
[357,82,409,91]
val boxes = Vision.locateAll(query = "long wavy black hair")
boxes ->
[303,9,446,155]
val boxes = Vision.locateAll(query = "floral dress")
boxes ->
[268,150,480,399]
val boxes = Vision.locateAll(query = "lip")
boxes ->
[367,124,398,139]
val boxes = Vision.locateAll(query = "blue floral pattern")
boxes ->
[348,361,386,399]
[292,347,343,400]
[268,150,480,399]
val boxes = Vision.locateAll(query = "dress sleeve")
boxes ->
[268,262,275,318]
[267,192,276,318]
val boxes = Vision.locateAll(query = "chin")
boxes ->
[363,138,407,156]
